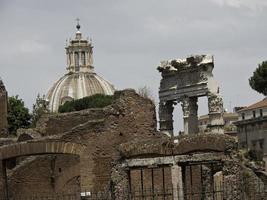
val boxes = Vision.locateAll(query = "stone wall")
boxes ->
[7,89,159,196]
[35,108,105,136]
[0,79,8,137]
[8,155,80,197]
[113,133,266,200]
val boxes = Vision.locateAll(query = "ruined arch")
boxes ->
[0,140,85,160]
[0,140,86,199]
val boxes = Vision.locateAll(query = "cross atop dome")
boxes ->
[76,18,81,31]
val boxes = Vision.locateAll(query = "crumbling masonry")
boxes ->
[158,55,224,136]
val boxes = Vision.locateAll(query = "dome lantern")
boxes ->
[46,21,115,112]
[65,19,94,73]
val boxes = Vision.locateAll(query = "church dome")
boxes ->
[46,72,114,112]
[46,21,115,112]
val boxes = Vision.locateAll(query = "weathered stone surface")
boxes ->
[119,133,237,158]
[158,55,224,135]
[110,163,129,200]
[35,108,105,136]
[8,155,80,197]
[174,133,237,155]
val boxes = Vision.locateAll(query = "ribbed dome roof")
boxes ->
[46,23,115,112]
[46,72,115,112]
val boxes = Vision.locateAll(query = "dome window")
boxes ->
[75,52,79,72]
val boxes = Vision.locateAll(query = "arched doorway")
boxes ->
[0,140,86,199]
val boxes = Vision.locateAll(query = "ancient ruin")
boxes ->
[113,134,266,199]
[0,89,158,199]
[158,55,224,136]
[0,52,267,199]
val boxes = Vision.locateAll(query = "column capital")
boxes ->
[180,97,190,118]
[208,93,224,114]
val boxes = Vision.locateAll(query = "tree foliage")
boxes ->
[31,94,49,127]
[7,95,32,135]
[58,94,113,113]
[249,61,267,96]
[137,86,155,103]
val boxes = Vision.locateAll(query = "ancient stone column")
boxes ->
[171,165,184,200]
[0,79,8,137]
[208,93,224,134]
[181,97,199,135]
[159,101,174,136]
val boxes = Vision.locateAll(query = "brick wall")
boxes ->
[36,108,105,136]
[8,89,158,195]
[8,154,80,197]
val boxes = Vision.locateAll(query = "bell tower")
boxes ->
[65,19,94,73]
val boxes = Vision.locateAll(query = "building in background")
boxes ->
[46,22,115,112]
[235,98,267,169]
[198,112,238,136]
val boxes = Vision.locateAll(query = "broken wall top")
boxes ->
[0,78,7,95]
[15,89,157,140]
[157,55,219,101]
[158,55,214,73]
[119,133,237,158]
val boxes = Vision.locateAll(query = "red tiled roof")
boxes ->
[238,98,267,112]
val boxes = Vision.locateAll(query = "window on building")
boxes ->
[253,111,256,118]
[260,109,263,117]
[75,52,79,71]
[81,51,86,65]
[69,54,71,65]
[259,140,264,149]
[242,113,245,120]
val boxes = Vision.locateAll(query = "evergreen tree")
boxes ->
[249,61,267,96]
[58,94,113,113]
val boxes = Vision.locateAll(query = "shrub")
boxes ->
[58,94,113,113]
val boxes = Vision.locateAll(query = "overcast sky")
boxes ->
[0,0,266,132]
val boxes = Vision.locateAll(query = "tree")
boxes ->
[58,94,113,113]
[31,94,49,127]
[137,86,155,103]
[7,95,32,135]
[249,61,267,96]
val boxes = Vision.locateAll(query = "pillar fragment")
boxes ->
[159,101,174,136]
[181,97,199,135]
[208,93,224,134]
[171,165,184,200]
